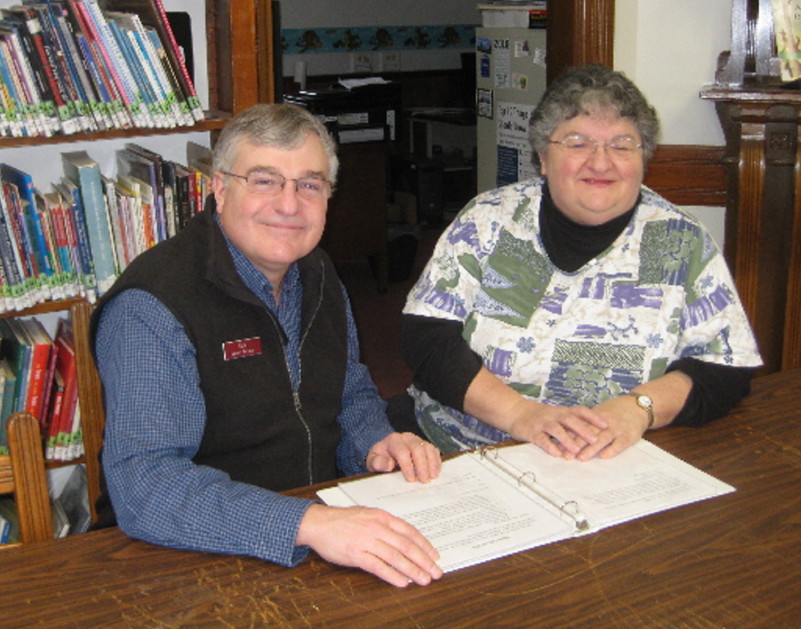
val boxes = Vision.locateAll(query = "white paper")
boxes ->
[318,440,734,573]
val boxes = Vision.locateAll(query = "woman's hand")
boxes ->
[366,432,441,483]
[507,401,609,459]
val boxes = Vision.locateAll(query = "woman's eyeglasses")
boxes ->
[548,134,643,160]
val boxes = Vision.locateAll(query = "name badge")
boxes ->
[222,337,263,361]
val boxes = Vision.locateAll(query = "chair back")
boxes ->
[0,412,53,545]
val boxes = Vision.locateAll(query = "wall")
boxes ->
[614,0,733,247]
[278,0,480,77]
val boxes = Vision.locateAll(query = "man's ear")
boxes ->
[211,172,227,212]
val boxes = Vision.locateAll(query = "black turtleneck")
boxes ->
[538,181,637,273]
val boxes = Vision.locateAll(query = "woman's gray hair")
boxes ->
[529,64,660,172]
[212,103,339,186]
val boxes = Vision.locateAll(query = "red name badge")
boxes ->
[222,337,263,361]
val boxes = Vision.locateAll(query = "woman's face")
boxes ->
[538,113,645,226]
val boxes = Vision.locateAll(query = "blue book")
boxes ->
[0,358,14,456]
[0,165,55,303]
[56,178,97,301]
[0,318,30,417]
[61,150,116,294]
[0,184,26,309]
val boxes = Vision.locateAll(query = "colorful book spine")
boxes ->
[61,151,116,294]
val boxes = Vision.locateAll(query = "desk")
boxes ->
[2,369,800,628]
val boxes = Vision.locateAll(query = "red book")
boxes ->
[19,318,53,429]
[48,318,77,461]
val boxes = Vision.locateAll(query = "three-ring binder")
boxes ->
[477,445,591,531]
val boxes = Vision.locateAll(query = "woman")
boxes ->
[400,65,762,461]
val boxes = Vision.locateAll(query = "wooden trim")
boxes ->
[71,301,106,524]
[209,0,261,114]
[546,0,615,83]
[644,145,727,206]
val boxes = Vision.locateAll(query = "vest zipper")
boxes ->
[293,260,326,484]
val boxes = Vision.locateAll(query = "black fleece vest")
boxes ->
[91,204,346,491]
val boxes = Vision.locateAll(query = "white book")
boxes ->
[319,440,734,574]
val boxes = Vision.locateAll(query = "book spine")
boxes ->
[0,31,47,136]
[1,15,59,135]
[64,159,116,293]
[35,194,65,301]
[60,181,97,301]
[125,25,173,127]
[66,0,131,128]
[47,0,108,131]
[2,182,37,306]
[79,0,149,127]
[149,0,203,121]
[0,188,25,311]
[32,5,91,133]
[108,18,163,128]
[13,8,79,135]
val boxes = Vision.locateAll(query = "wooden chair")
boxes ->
[71,300,106,524]
[0,412,53,545]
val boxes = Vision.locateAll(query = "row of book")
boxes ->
[0,140,211,313]
[0,0,203,138]
[0,315,80,463]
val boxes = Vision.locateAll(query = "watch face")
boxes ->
[637,395,653,409]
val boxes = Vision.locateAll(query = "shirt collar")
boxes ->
[213,212,300,308]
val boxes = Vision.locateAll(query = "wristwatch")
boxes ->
[628,392,655,429]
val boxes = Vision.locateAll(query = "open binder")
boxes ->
[318,440,735,573]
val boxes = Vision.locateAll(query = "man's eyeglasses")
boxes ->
[548,133,643,160]
[222,169,333,201]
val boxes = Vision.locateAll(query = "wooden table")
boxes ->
[2,369,800,628]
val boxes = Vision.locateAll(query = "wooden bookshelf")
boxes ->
[0,0,271,526]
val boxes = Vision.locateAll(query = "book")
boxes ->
[0,14,54,136]
[64,0,132,129]
[56,177,98,301]
[26,1,95,133]
[40,0,110,131]
[48,316,76,461]
[61,150,116,294]
[3,4,81,135]
[0,358,16,455]
[104,0,203,122]
[18,317,52,428]
[117,143,165,242]
[0,497,19,544]
[0,180,27,310]
[1,163,56,300]
[0,317,31,415]
[318,441,735,573]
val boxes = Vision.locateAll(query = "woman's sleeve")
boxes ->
[401,313,483,411]
[667,357,756,426]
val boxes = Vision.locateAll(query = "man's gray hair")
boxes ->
[212,103,339,186]
[529,64,660,173]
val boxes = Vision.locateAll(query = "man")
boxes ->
[92,104,443,588]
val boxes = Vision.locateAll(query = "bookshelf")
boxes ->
[0,0,271,528]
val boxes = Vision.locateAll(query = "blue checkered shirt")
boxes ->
[96,226,391,567]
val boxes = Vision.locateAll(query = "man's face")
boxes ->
[212,134,330,287]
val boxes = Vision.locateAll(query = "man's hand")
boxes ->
[366,432,441,483]
[296,503,443,587]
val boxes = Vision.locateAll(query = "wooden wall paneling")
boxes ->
[546,0,615,83]
[207,0,261,115]
[701,86,801,373]
[644,145,726,206]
